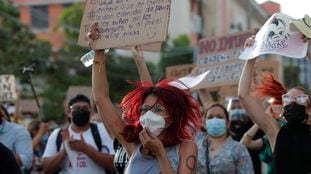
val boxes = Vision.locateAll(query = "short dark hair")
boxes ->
[68,94,90,108]
[205,103,229,121]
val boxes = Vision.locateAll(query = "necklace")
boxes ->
[206,137,214,152]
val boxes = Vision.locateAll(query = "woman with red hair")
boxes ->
[240,73,287,174]
[89,23,202,173]
[238,36,311,174]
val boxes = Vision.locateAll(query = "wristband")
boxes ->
[93,60,105,72]
[244,133,253,139]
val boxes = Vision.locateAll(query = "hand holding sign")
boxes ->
[88,22,100,49]
[131,45,143,59]
[244,35,256,48]
[239,13,309,60]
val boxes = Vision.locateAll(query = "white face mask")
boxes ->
[24,118,33,126]
[139,111,166,136]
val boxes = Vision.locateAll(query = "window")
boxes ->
[31,5,49,30]
[63,3,73,8]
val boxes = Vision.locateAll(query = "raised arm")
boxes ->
[238,58,279,148]
[32,122,49,150]
[240,124,263,150]
[198,89,214,110]
[131,46,152,84]
[187,67,214,109]
[90,23,136,156]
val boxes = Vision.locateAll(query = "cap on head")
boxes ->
[290,14,311,38]
[68,94,90,108]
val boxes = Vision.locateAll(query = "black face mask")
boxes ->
[72,109,90,127]
[283,102,308,125]
[229,121,243,132]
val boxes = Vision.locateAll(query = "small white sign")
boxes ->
[239,13,308,60]
[169,70,210,90]
[0,75,17,102]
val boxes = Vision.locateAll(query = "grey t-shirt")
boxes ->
[125,144,180,174]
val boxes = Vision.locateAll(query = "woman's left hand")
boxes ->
[131,45,143,59]
[301,34,311,62]
[301,34,310,42]
[139,128,165,157]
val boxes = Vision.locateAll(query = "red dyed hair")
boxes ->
[120,79,202,147]
[255,72,287,117]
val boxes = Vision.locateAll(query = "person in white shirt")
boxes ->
[42,94,115,174]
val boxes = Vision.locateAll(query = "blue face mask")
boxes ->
[229,109,246,121]
[206,118,226,137]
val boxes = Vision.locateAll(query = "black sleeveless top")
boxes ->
[273,124,311,174]
[113,139,128,174]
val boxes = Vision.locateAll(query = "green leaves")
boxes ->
[0,2,51,75]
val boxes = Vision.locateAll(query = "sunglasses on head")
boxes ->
[69,105,90,111]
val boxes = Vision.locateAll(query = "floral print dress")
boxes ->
[196,132,254,174]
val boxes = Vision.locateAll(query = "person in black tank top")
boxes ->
[274,123,311,174]
[239,36,311,174]
[113,139,128,174]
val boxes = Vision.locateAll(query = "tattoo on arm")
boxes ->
[186,155,196,173]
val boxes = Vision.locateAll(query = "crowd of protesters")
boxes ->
[0,15,311,174]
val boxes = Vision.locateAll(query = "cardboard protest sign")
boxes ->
[239,13,309,60]
[0,75,17,102]
[78,0,171,51]
[195,29,257,89]
[165,64,195,78]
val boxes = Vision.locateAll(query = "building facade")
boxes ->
[14,0,84,51]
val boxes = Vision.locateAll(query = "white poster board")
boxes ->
[239,13,308,60]
[169,71,210,90]
[0,75,17,102]
[78,0,171,51]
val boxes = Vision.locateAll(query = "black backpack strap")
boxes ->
[205,137,211,174]
[53,128,63,174]
[90,123,102,152]
[56,128,63,152]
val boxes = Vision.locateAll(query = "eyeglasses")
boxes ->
[69,105,90,111]
[282,94,309,106]
[139,104,166,114]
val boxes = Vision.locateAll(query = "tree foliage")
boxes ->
[158,34,193,78]
[0,1,52,114]
[0,1,51,76]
